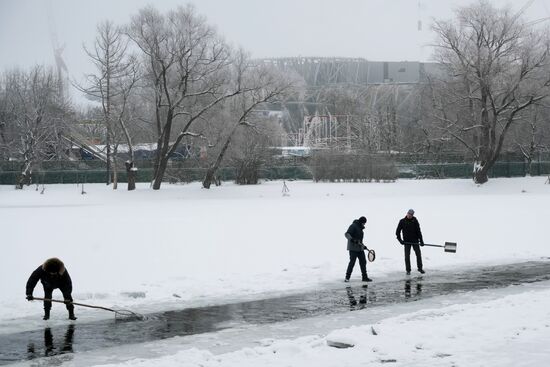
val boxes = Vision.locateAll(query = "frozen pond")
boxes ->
[1,260,550,365]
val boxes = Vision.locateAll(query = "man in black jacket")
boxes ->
[396,209,425,275]
[344,216,372,282]
[26,258,77,320]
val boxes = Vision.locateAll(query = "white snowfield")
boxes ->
[1,177,549,366]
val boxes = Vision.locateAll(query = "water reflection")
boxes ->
[404,279,423,298]
[346,286,368,310]
[27,324,74,360]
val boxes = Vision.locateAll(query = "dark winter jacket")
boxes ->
[26,258,73,296]
[345,219,365,252]
[396,216,424,244]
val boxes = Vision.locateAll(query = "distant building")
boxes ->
[257,57,439,86]
[367,61,420,84]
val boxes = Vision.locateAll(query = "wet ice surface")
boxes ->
[2,260,550,365]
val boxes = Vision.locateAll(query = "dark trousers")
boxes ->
[404,244,423,272]
[346,250,367,279]
[43,286,74,312]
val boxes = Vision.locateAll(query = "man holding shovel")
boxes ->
[26,258,77,320]
[396,209,425,275]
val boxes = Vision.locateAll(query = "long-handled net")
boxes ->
[359,242,376,262]
[33,297,144,321]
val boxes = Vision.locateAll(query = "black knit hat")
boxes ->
[43,258,62,273]
[359,216,367,224]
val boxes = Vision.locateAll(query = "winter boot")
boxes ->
[362,275,372,282]
[68,309,77,321]
[43,309,50,321]
[418,269,425,274]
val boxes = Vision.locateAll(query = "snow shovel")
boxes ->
[403,241,457,253]
[33,297,144,321]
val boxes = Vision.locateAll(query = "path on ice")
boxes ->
[1,260,550,365]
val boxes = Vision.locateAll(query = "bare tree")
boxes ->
[514,103,550,175]
[202,55,295,189]
[0,85,15,160]
[430,0,550,183]
[77,20,140,190]
[126,5,243,190]
[1,67,68,188]
[230,116,283,185]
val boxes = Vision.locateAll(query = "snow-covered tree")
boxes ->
[513,103,550,175]
[202,53,295,189]
[0,66,69,188]
[430,0,550,183]
[78,20,140,190]
[126,5,243,190]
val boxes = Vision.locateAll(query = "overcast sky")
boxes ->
[1,0,549,101]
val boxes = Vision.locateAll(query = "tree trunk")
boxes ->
[202,167,216,189]
[17,157,33,189]
[202,123,241,189]
[152,156,169,190]
[125,161,136,191]
[527,158,533,177]
[112,155,118,190]
[151,110,174,190]
[106,133,111,185]
[119,117,136,191]
[473,161,489,184]
[110,145,119,190]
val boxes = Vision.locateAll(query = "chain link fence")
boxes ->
[1,156,549,186]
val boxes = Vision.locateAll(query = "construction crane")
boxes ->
[45,0,69,98]
[514,0,550,26]
[514,0,535,20]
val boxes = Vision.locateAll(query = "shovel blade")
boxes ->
[444,242,457,253]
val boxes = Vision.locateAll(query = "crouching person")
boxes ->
[26,258,77,320]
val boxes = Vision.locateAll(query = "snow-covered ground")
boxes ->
[69,282,550,367]
[1,177,549,366]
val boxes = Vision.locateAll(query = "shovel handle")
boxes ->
[402,242,443,248]
[31,297,116,313]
